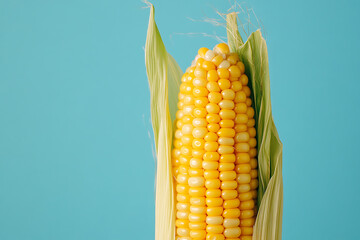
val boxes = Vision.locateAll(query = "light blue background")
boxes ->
[1,0,360,239]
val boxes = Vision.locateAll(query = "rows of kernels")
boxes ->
[202,46,226,240]
[218,48,242,240]
[175,67,197,240]
[233,63,257,240]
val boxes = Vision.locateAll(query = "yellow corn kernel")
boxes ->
[223,208,240,218]
[206,103,220,114]
[250,169,258,178]
[190,197,206,206]
[235,114,248,124]
[227,53,239,64]
[219,109,236,120]
[237,61,245,73]
[177,193,190,202]
[218,79,231,90]
[218,163,235,172]
[177,211,189,220]
[192,138,205,149]
[235,103,247,114]
[205,179,221,189]
[235,143,250,153]
[219,100,234,109]
[249,148,257,157]
[240,74,249,85]
[240,227,253,236]
[240,236,252,240]
[235,163,251,174]
[189,187,206,197]
[219,120,234,128]
[236,153,250,163]
[176,184,189,194]
[177,227,190,236]
[207,207,223,216]
[206,216,224,225]
[240,218,255,227]
[217,128,235,138]
[229,65,241,78]
[250,179,259,189]
[204,142,219,152]
[206,114,221,124]
[207,81,221,92]
[195,97,209,107]
[218,137,234,146]
[224,227,241,238]
[215,43,230,55]
[203,161,219,170]
[218,145,234,154]
[207,69,219,82]
[177,203,190,211]
[208,92,222,104]
[219,154,236,163]
[193,87,209,97]
[206,198,223,207]
[238,192,252,201]
[206,189,222,198]
[221,189,238,200]
[240,200,255,210]
[220,180,237,189]
[223,199,240,208]
[203,61,216,71]
[194,67,207,78]
[219,171,236,181]
[190,206,206,214]
[190,229,206,238]
[193,78,207,87]
[190,158,202,168]
[217,68,230,79]
[203,152,220,161]
[223,218,240,228]
[237,184,251,193]
[204,170,219,179]
[194,108,207,118]
[231,81,242,91]
[192,149,205,158]
[221,89,235,100]
[237,174,251,184]
[189,222,206,230]
[189,168,203,176]
[240,210,254,219]
[245,98,252,107]
[234,91,246,103]
[207,123,220,132]
[206,233,225,240]
[176,219,189,228]
[211,54,224,67]
[206,225,224,234]
[188,177,205,187]
[250,158,257,169]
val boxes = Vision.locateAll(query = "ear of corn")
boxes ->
[172,42,258,240]
[145,4,283,240]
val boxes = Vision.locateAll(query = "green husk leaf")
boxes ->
[226,13,283,240]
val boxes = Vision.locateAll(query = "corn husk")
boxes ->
[145,4,283,240]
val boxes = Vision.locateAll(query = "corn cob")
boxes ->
[172,43,258,240]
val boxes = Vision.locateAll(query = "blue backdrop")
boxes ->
[1,0,360,239]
